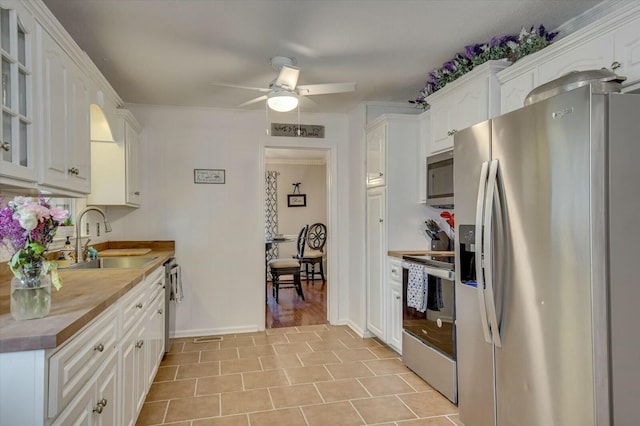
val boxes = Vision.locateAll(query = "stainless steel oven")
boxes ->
[426,150,454,208]
[401,255,457,403]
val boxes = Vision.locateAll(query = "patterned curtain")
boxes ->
[265,171,279,261]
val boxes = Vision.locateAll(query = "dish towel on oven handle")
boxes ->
[407,264,427,313]
[169,264,184,303]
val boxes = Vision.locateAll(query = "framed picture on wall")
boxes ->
[288,194,307,207]
[194,169,225,184]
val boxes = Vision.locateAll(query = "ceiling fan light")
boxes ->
[267,91,298,112]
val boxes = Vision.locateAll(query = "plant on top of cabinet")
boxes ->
[411,25,558,109]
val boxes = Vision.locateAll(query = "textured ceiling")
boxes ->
[43,0,602,113]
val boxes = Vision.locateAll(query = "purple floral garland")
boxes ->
[411,25,558,108]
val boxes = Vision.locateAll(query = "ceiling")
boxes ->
[43,0,601,113]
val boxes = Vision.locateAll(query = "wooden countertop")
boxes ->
[0,241,174,353]
[388,250,455,258]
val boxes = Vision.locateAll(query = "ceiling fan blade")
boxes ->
[297,82,356,96]
[211,82,271,93]
[237,95,268,108]
[275,65,300,90]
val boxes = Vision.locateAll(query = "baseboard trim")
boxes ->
[171,325,259,339]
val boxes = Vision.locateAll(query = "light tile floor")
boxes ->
[137,325,461,426]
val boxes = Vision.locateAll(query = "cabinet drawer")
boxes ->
[389,259,402,283]
[121,281,148,333]
[48,306,118,418]
[144,266,165,306]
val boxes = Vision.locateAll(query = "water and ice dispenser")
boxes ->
[458,225,477,287]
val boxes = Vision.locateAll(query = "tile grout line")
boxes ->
[348,399,369,425]
[393,393,421,421]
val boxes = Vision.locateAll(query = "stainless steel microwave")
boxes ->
[426,150,454,208]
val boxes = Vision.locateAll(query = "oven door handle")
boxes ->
[401,262,454,280]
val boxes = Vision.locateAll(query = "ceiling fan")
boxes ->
[213,56,356,112]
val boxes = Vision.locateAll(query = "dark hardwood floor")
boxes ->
[265,278,327,328]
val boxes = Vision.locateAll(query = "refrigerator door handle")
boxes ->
[475,160,492,344]
[483,159,503,348]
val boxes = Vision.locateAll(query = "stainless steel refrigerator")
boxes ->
[454,83,640,426]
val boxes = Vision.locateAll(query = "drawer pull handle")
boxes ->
[611,61,621,70]
[94,343,104,352]
[92,398,108,414]
[1,142,9,152]
[134,191,140,195]
[157,309,163,314]
[136,303,143,309]
[136,340,144,349]
[395,295,400,300]
[447,129,458,136]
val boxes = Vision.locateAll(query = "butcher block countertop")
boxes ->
[387,250,454,258]
[0,241,174,353]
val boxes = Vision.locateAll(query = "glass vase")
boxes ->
[10,266,51,321]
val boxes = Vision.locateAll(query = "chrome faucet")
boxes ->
[75,206,112,263]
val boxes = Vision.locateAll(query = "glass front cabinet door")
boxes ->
[0,2,36,183]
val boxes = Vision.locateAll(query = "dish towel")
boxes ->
[407,264,427,313]
[169,265,184,303]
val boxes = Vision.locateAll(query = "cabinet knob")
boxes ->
[395,295,400,300]
[611,61,621,70]
[134,191,140,195]
[136,339,144,349]
[93,343,104,352]
[1,142,9,152]
[378,172,383,177]
[447,129,458,136]
[136,302,143,309]
[157,309,163,314]
[92,398,108,414]
[379,218,384,223]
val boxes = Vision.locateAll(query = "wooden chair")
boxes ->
[268,224,308,303]
[301,223,327,284]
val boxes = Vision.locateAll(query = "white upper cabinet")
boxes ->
[499,4,640,113]
[500,68,537,114]
[88,109,142,207]
[366,121,385,188]
[0,2,36,184]
[613,16,640,86]
[538,34,615,83]
[0,0,124,196]
[426,60,508,154]
[39,26,91,194]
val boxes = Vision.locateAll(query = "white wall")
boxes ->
[106,104,351,336]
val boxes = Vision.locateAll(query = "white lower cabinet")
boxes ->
[52,351,118,426]
[120,315,146,426]
[387,257,403,354]
[0,264,166,426]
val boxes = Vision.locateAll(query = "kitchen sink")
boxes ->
[61,256,158,270]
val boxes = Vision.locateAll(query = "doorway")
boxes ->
[264,148,329,328]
